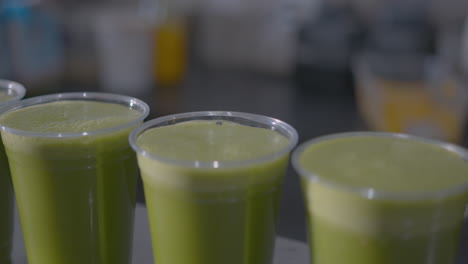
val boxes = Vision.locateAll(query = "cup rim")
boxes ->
[0,79,26,104]
[0,92,150,138]
[129,111,298,169]
[292,131,468,201]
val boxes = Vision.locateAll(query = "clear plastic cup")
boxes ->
[352,51,468,143]
[292,132,468,264]
[0,80,25,264]
[0,92,149,264]
[129,111,298,264]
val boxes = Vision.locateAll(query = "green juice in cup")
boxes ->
[293,133,468,264]
[0,80,26,264]
[130,112,298,264]
[0,139,13,264]
[0,94,148,264]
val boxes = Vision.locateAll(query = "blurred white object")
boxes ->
[95,8,154,96]
[195,0,320,75]
[197,14,296,75]
[198,0,320,17]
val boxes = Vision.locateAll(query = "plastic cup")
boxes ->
[0,80,25,264]
[292,132,468,264]
[129,111,298,264]
[352,51,468,143]
[0,92,149,264]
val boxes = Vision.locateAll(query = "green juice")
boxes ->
[298,135,468,264]
[135,120,291,264]
[0,140,13,264]
[0,100,143,264]
[0,91,22,264]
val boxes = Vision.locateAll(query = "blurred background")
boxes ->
[2,0,468,244]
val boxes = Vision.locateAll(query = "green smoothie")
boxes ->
[134,119,294,264]
[0,85,24,264]
[0,99,146,264]
[296,135,468,264]
[0,139,13,264]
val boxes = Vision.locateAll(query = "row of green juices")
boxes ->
[1,79,468,264]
